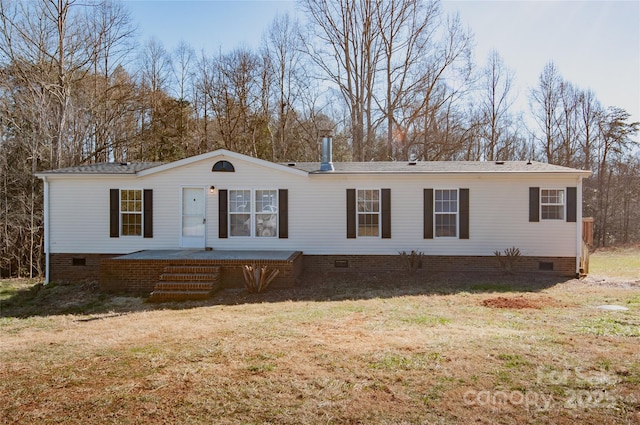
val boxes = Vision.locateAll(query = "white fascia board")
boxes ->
[136,149,308,177]
[34,174,138,180]
[308,170,592,177]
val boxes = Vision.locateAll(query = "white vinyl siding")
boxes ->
[43,153,581,259]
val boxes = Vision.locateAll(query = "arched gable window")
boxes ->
[212,160,235,172]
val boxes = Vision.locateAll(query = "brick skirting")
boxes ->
[99,252,304,295]
[50,252,575,295]
[302,255,577,277]
[49,253,120,283]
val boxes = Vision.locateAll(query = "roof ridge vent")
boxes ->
[495,160,505,165]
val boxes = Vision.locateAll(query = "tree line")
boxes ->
[0,0,638,278]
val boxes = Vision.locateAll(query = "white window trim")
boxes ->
[540,188,565,221]
[434,188,459,238]
[356,188,381,238]
[119,188,143,237]
[228,188,278,238]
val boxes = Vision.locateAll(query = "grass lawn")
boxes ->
[589,246,640,279]
[1,249,639,424]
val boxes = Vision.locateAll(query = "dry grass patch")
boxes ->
[481,295,568,309]
[2,257,640,424]
[590,245,640,280]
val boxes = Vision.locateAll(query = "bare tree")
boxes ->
[300,0,382,161]
[530,61,563,164]
[171,41,196,152]
[556,80,582,167]
[475,50,519,161]
[87,0,136,162]
[202,47,269,156]
[592,107,639,246]
[399,12,474,160]
[529,61,586,167]
[375,0,439,160]
[261,13,308,161]
[137,38,178,160]
[577,88,602,170]
[192,49,215,152]
[0,0,138,277]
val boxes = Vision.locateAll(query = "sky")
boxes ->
[124,0,640,128]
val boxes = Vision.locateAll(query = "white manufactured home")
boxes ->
[36,138,591,296]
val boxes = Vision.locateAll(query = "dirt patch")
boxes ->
[576,276,640,289]
[481,295,565,309]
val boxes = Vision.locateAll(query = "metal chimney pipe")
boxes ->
[320,136,334,171]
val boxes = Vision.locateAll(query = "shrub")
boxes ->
[242,264,280,293]
[494,246,521,274]
[399,250,424,276]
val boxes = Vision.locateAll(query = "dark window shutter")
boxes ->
[424,188,433,239]
[110,189,119,238]
[218,189,228,239]
[143,189,153,238]
[529,187,540,222]
[566,187,577,222]
[459,188,469,239]
[381,188,391,238]
[278,189,288,238]
[346,189,356,238]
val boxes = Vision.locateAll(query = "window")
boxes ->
[357,189,380,237]
[229,189,251,236]
[228,189,278,237]
[212,160,235,172]
[120,189,142,236]
[541,189,565,220]
[255,190,278,237]
[435,189,458,237]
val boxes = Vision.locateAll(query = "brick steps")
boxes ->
[149,265,221,302]
[147,290,213,302]
[161,265,221,275]
[156,273,221,283]
[153,281,219,291]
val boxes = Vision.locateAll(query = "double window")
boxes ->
[540,189,565,220]
[229,189,278,237]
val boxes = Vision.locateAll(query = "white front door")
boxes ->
[181,187,206,248]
